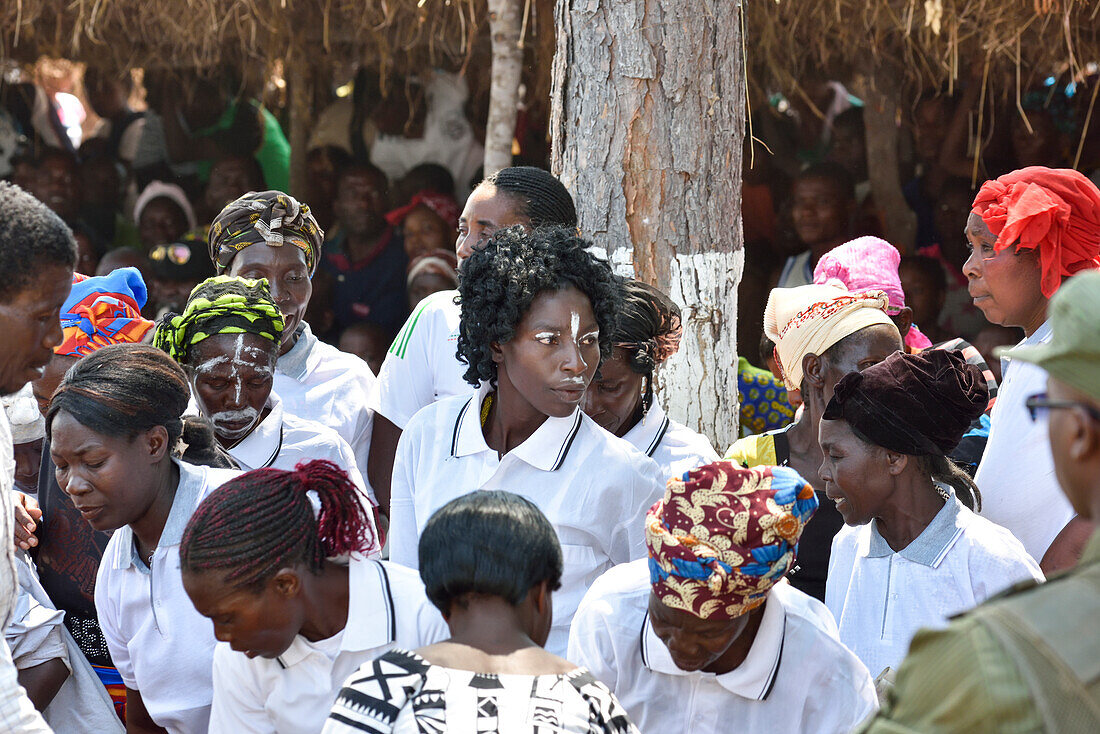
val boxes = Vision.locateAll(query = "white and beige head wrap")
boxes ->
[2,384,45,444]
[763,283,897,389]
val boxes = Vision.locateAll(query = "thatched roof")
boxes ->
[747,0,1100,99]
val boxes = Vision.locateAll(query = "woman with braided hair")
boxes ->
[583,279,718,479]
[369,166,579,517]
[388,225,666,657]
[180,459,446,734]
[154,276,381,541]
[46,344,240,733]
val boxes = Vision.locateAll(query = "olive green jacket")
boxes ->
[858,531,1100,733]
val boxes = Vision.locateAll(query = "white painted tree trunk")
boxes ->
[550,0,745,450]
[484,0,524,176]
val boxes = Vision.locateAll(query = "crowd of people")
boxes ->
[0,63,1098,734]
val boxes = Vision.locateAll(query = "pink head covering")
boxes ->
[813,236,933,350]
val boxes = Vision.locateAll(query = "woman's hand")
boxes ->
[13,492,41,550]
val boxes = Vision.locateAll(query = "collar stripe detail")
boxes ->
[551,411,583,471]
[760,615,786,701]
[259,426,285,469]
[375,561,397,642]
[451,399,473,457]
[645,417,671,458]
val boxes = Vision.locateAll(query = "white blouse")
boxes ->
[826,493,1044,678]
[620,400,719,481]
[568,560,878,734]
[389,383,666,656]
[208,559,448,734]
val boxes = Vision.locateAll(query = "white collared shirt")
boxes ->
[208,558,448,734]
[229,394,381,550]
[276,323,377,489]
[389,383,666,656]
[975,321,1074,560]
[568,560,878,734]
[826,493,1044,678]
[95,460,239,734]
[370,291,473,429]
[620,400,718,481]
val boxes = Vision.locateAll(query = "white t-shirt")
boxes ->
[975,321,1075,561]
[229,393,381,519]
[276,323,377,485]
[389,383,666,656]
[568,560,878,734]
[95,460,239,734]
[620,400,718,482]
[826,493,1044,678]
[208,559,448,734]
[370,290,472,430]
[7,552,123,733]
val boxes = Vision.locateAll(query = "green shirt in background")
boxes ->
[193,100,291,193]
[859,531,1100,733]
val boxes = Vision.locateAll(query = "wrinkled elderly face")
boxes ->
[187,333,277,444]
[817,418,893,526]
[962,212,1045,330]
[647,593,749,673]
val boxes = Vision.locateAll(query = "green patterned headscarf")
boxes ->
[154,276,285,364]
[208,190,324,275]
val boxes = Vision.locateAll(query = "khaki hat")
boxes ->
[1004,270,1100,403]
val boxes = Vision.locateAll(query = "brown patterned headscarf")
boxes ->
[208,190,324,275]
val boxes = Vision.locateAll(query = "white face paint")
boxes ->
[191,334,276,442]
[570,310,580,343]
[209,407,261,440]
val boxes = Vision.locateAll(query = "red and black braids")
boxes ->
[180,459,376,590]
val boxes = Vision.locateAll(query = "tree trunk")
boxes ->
[288,55,311,199]
[484,0,524,176]
[550,0,745,450]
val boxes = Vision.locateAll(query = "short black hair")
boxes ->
[759,331,777,367]
[482,166,577,228]
[418,490,563,614]
[796,161,856,201]
[456,224,621,387]
[0,181,76,300]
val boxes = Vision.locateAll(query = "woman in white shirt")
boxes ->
[155,275,381,529]
[388,225,666,656]
[46,344,240,733]
[207,190,377,477]
[326,490,639,734]
[180,459,448,734]
[583,279,718,479]
[368,166,579,513]
[820,349,1043,679]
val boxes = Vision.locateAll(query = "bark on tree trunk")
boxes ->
[550,0,745,450]
[288,56,311,199]
[485,0,524,176]
[856,71,917,253]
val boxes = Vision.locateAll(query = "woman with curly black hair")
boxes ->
[388,225,666,657]
[583,279,718,479]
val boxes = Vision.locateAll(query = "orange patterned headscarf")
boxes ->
[56,268,154,357]
[972,167,1100,298]
[645,462,818,620]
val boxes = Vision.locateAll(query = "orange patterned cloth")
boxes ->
[55,268,154,357]
[972,166,1100,298]
[645,462,818,620]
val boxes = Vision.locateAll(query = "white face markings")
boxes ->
[191,334,277,441]
[570,310,580,343]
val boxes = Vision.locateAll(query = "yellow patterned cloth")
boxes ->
[645,461,818,620]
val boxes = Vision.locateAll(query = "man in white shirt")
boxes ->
[568,461,877,734]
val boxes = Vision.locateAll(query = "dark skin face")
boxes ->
[408,272,455,310]
[932,187,973,269]
[337,326,389,375]
[1046,377,1100,521]
[403,205,450,260]
[814,324,905,406]
[138,198,189,249]
[913,98,950,167]
[73,233,100,276]
[829,124,867,180]
[205,157,263,216]
[50,412,174,536]
[492,286,602,422]
[583,349,645,437]
[647,594,763,674]
[79,157,122,210]
[790,177,852,253]
[186,333,277,447]
[818,418,895,526]
[899,263,946,333]
[0,265,72,395]
[456,184,530,262]
[13,438,43,494]
[31,156,80,221]
[226,245,312,355]
[334,170,388,239]
[31,354,78,418]
[962,212,1047,336]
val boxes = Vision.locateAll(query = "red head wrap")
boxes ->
[971,166,1100,298]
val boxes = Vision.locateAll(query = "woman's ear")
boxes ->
[803,353,824,390]
[272,569,303,599]
[490,341,504,364]
[884,449,909,476]
[893,307,914,340]
[144,425,171,463]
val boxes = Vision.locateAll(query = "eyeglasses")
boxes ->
[1025,392,1100,423]
[148,245,193,265]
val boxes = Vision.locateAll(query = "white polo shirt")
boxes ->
[229,394,382,524]
[276,322,377,484]
[826,493,1044,679]
[208,558,448,734]
[389,382,666,656]
[568,560,878,734]
[95,460,239,734]
[621,400,719,481]
[975,321,1075,561]
[370,290,472,429]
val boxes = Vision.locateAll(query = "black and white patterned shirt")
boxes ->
[324,649,639,734]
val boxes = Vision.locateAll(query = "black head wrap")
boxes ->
[207,190,324,275]
[823,349,989,456]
